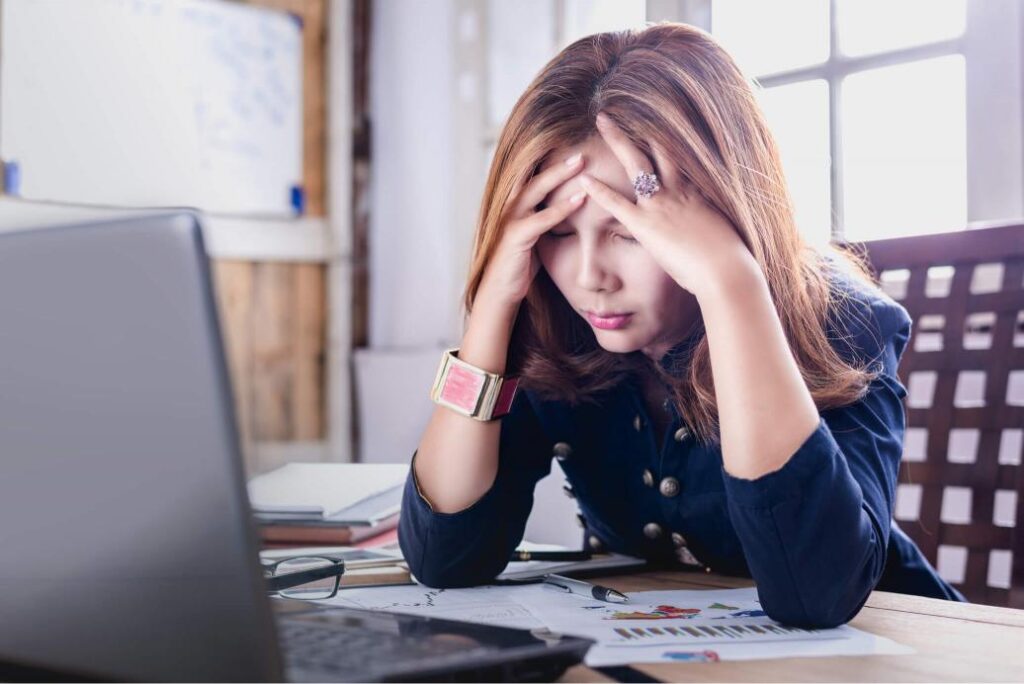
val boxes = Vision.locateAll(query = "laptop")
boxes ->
[0,213,593,682]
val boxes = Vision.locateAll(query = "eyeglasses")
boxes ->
[262,555,346,600]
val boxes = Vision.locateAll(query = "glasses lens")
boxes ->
[273,557,339,600]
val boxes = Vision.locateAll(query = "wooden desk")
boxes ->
[558,571,1024,682]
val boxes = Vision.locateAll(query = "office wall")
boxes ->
[0,0,335,475]
[212,0,330,473]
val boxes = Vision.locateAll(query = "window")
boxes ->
[705,0,1023,243]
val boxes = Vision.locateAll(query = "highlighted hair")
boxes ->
[463,22,879,445]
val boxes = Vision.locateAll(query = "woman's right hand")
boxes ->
[475,153,587,311]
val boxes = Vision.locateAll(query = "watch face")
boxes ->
[439,362,486,413]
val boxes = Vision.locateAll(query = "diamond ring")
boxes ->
[632,171,661,200]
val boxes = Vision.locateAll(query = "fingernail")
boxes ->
[565,152,582,167]
[578,175,593,187]
[569,191,586,204]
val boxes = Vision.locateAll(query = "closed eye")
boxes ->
[545,231,638,244]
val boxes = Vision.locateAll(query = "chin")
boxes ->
[593,333,642,354]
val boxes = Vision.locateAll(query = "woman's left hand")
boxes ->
[579,112,759,301]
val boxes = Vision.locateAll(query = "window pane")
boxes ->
[837,0,966,57]
[842,56,966,241]
[562,0,645,47]
[755,80,831,244]
[711,0,829,77]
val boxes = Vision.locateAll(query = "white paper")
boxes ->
[317,583,550,631]
[316,583,912,667]
[515,587,914,666]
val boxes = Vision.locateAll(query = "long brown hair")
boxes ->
[463,22,880,446]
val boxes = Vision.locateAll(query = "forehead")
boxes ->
[540,133,634,205]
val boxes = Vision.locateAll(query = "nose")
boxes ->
[576,242,617,292]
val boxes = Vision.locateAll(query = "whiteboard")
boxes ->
[0,0,303,216]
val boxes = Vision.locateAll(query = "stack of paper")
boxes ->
[247,463,409,545]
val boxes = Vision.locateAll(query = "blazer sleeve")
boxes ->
[721,293,912,628]
[397,392,553,588]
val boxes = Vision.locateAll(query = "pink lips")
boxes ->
[584,311,633,330]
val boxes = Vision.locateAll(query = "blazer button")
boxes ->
[552,442,573,461]
[642,469,654,487]
[562,485,576,499]
[633,414,643,431]
[671,532,687,548]
[588,535,604,551]
[642,522,663,539]
[659,476,680,498]
[674,426,690,442]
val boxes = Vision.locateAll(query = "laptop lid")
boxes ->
[0,214,282,681]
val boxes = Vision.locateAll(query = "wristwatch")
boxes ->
[430,348,520,421]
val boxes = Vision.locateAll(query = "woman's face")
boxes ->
[535,133,700,361]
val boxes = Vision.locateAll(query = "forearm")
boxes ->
[697,257,819,480]
[413,292,520,513]
[724,429,887,627]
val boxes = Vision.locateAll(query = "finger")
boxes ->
[511,152,585,218]
[649,140,682,192]
[595,112,653,179]
[518,190,586,240]
[578,174,642,228]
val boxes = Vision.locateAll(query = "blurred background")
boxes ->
[0,0,1021,598]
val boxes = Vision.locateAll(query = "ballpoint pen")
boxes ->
[542,573,629,604]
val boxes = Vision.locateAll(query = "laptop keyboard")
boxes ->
[277,616,492,679]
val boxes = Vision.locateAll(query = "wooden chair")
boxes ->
[850,222,1024,607]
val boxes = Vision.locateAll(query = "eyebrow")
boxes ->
[552,215,622,231]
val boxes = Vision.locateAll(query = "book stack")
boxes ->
[247,463,409,548]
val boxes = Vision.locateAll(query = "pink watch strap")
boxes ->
[492,376,520,418]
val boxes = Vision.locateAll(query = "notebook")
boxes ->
[247,463,407,525]
[497,543,647,581]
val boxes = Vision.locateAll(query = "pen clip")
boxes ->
[542,577,572,593]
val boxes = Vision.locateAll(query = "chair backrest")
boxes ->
[854,223,1024,607]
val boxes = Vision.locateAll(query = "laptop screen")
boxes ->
[0,214,281,681]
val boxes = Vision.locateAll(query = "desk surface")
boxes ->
[558,571,1024,682]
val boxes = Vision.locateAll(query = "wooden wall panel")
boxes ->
[212,261,255,459]
[213,260,326,474]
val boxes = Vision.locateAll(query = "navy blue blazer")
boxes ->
[399,269,965,628]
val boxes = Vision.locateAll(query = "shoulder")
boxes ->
[823,260,913,373]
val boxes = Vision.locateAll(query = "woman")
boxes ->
[398,22,963,628]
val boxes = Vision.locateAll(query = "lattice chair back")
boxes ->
[855,223,1024,607]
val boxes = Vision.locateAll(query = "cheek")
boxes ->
[623,252,675,298]
[536,240,572,283]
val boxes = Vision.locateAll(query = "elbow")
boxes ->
[761,566,875,629]
[410,566,494,590]
[763,592,868,629]
[397,515,503,589]
[405,551,502,589]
